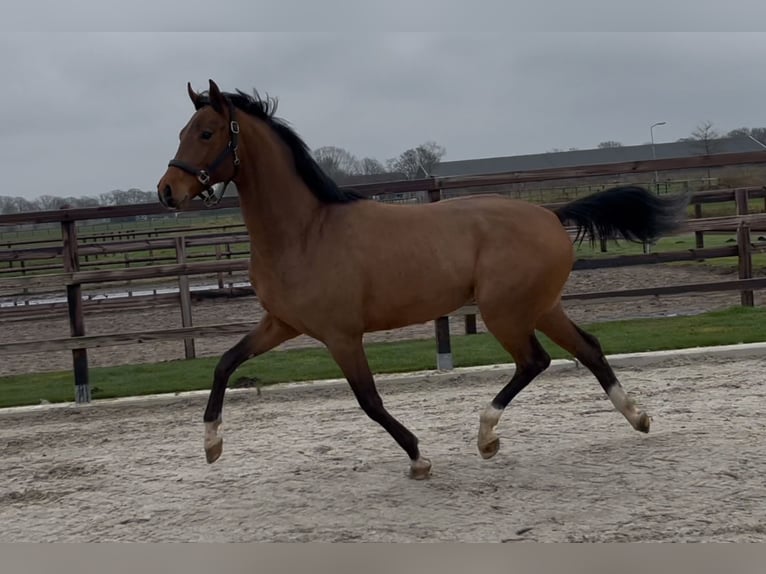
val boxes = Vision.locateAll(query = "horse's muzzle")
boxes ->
[158,184,177,209]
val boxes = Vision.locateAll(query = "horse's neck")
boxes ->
[235,120,321,261]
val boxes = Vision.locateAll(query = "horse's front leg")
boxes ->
[203,313,298,463]
[325,336,431,479]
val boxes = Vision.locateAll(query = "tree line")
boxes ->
[593,124,766,151]
[0,188,157,215]
[0,141,447,214]
[2,124,764,214]
[311,140,446,182]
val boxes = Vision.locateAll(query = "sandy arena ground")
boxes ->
[1,263,763,376]
[1,351,764,542]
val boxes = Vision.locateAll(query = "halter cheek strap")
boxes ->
[167,99,241,207]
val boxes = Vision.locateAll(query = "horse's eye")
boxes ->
[201,131,213,140]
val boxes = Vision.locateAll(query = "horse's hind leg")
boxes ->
[477,320,552,459]
[203,313,299,464]
[536,303,651,433]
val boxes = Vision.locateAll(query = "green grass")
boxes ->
[2,306,765,409]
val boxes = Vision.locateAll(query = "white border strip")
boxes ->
[2,342,765,415]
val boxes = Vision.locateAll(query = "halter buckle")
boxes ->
[201,182,226,207]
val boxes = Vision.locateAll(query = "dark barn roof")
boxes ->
[431,137,766,178]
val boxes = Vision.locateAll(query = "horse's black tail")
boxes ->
[553,185,689,245]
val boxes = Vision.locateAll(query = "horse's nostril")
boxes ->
[161,184,175,207]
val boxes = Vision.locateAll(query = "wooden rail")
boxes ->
[3,276,766,357]
[3,187,764,275]
[0,241,754,296]
[3,203,764,274]
[1,241,760,319]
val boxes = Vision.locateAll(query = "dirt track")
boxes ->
[1,263,762,376]
[1,352,764,542]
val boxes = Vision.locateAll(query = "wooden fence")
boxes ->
[4,187,766,302]
[2,150,766,403]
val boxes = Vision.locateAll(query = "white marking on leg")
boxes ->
[478,404,503,449]
[607,384,632,413]
[410,456,432,480]
[204,418,223,454]
[607,384,649,431]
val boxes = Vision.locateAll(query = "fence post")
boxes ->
[225,242,233,289]
[214,244,225,289]
[435,314,452,370]
[428,184,454,370]
[175,236,196,359]
[737,222,754,307]
[61,219,90,404]
[694,203,704,248]
[735,187,749,217]
[464,314,477,335]
[20,260,28,301]
[125,253,132,296]
[735,188,754,307]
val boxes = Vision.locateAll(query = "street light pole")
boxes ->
[650,121,667,189]
[645,121,667,254]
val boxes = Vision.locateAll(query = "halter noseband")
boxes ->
[167,98,241,207]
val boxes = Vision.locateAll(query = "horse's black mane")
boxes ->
[195,89,364,204]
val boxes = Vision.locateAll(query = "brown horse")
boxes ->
[157,79,687,480]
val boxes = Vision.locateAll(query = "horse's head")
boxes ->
[157,79,240,209]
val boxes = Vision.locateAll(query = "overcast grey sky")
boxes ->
[2,30,766,200]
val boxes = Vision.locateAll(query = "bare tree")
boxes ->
[686,121,721,187]
[597,141,623,148]
[34,195,68,211]
[96,189,154,206]
[727,127,751,138]
[0,196,34,214]
[387,141,446,179]
[358,157,387,175]
[727,127,766,146]
[312,146,362,181]
[690,120,720,155]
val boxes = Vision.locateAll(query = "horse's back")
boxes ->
[321,194,574,328]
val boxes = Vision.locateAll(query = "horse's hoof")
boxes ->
[478,436,500,459]
[409,457,432,480]
[205,437,223,463]
[635,412,651,433]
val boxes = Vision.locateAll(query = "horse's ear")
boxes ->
[208,79,225,114]
[187,82,201,109]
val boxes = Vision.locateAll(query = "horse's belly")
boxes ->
[363,280,473,332]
